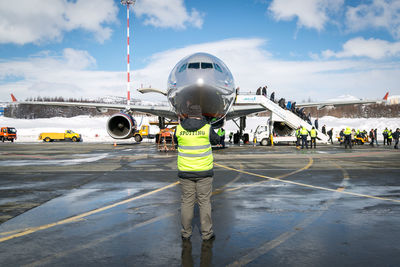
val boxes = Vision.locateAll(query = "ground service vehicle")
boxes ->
[133,125,155,142]
[253,119,298,146]
[39,130,81,142]
[354,135,368,145]
[1,127,17,142]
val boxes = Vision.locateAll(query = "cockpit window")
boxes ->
[201,62,213,69]
[178,63,187,73]
[188,62,200,69]
[214,63,223,73]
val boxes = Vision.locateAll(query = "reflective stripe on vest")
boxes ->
[176,124,213,172]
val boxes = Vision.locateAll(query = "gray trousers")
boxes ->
[179,177,213,240]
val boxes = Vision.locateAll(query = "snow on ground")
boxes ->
[0,115,399,143]
[0,115,160,143]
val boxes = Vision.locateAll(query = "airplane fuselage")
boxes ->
[167,53,236,122]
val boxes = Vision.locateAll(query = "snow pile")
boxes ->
[0,115,159,143]
[0,115,399,143]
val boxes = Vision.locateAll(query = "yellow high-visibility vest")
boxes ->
[176,124,213,172]
[310,129,317,138]
[344,128,351,135]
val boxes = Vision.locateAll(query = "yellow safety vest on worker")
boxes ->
[296,129,300,137]
[344,127,351,135]
[300,127,308,136]
[176,124,213,172]
[310,129,317,138]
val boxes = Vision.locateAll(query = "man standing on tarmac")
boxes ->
[174,105,219,241]
[374,128,379,146]
[344,127,352,149]
[393,128,399,149]
[388,129,393,146]
[217,128,226,148]
[369,129,375,146]
[300,126,309,149]
[310,126,317,149]
[383,128,389,145]
[295,126,301,148]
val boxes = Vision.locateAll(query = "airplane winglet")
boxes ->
[383,92,389,101]
[10,93,17,102]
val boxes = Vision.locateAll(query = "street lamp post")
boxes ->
[120,0,136,106]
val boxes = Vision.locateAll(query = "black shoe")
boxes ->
[181,236,191,241]
[203,234,215,242]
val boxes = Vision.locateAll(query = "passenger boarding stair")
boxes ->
[235,95,329,143]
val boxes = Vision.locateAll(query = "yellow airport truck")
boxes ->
[39,130,82,142]
[133,125,155,142]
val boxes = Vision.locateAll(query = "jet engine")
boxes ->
[106,113,137,139]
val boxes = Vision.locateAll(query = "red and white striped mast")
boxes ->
[120,0,136,106]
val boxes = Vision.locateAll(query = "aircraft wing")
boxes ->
[296,99,380,109]
[13,100,178,120]
[225,104,266,120]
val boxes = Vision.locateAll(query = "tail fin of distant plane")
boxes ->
[383,92,389,100]
[10,93,17,102]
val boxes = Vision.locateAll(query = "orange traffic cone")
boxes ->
[113,142,117,147]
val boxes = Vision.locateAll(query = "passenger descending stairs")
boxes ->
[236,95,329,143]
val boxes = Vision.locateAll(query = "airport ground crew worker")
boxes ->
[310,126,317,148]
[295,127,301,148]
[300,126,309,149]
[388,129,393,146]
[383,128,389,145]
[217,128,226,148]
[393,128,399,149]
[174,105,219,241]
[344,127,352,149]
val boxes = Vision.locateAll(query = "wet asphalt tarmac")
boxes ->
[0,142,399,266]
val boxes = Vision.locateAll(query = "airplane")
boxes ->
[294,92,388,109]
[10,52,386,141]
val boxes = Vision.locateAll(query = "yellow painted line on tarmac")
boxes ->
[216,160,400,203]
[215,157,313,193]
[23,212,177,267]
[0,181,180,243]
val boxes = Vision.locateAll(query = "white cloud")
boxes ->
[0,0,118,45]
[322,37,400,59]
[346,0,400,39]
[133,0,204,29]
[0,39,399,104]
[268,0,344,31]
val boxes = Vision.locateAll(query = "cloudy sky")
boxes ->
[0,0,399,103]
